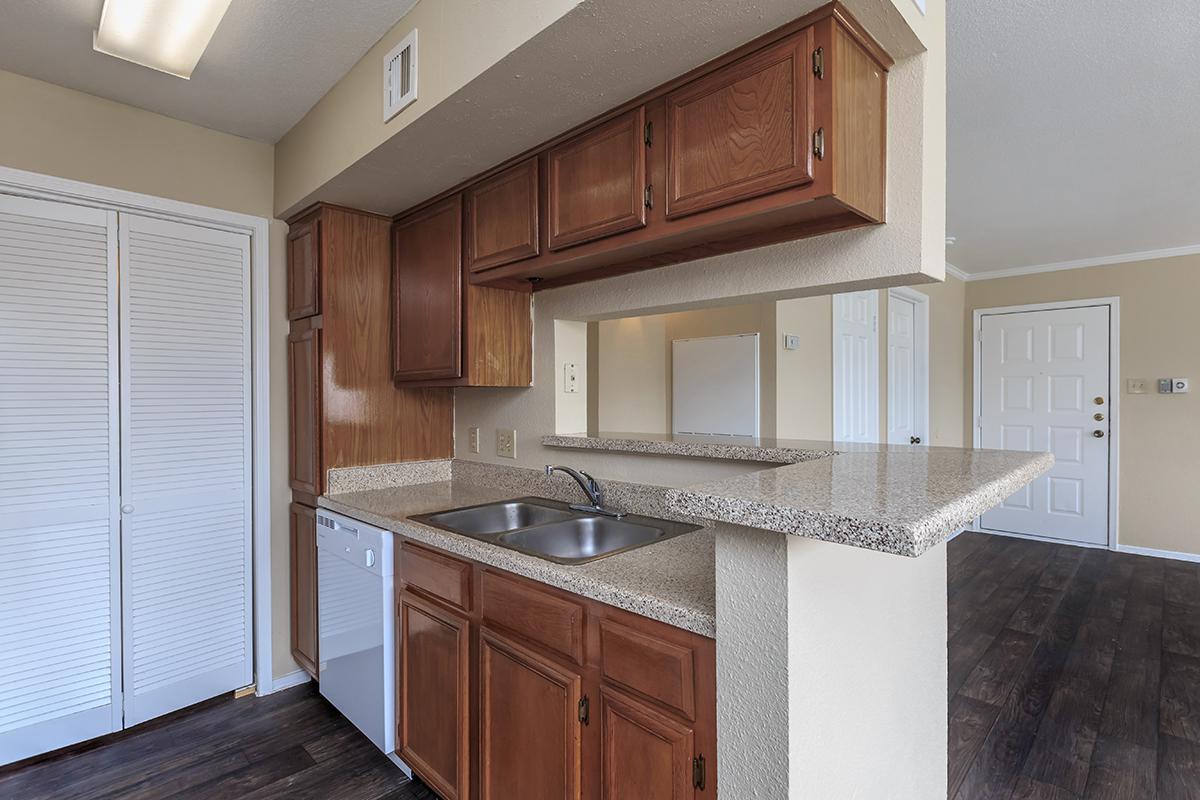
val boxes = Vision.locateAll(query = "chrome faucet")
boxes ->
[544,465,624,518]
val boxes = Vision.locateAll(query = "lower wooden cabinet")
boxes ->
[398,590,471,800]
[479,628,583,800]
[396,548,716,799]
[289,502,318,678]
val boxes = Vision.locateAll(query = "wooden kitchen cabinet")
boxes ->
[289,503,318,678]
[392,196,533,388]
[286,215,320,319]
[547,107,647,251]
[287,317,321,498]
[399,590,471,800]
[479,628,583,800]
[394,543,717,799]
[466,157,540,272]
[390,2,890,292]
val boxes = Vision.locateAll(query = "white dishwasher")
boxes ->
[316,509,411,776]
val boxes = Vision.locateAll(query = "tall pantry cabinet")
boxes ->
[285,204,454,678]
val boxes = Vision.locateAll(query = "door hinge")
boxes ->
[813,47,825,79]
[644,184,654,209]
[813,127,825,161]
[693,754,706,790]
[644,120,653,147]
[976,328,983,342]
[578,694,590,725]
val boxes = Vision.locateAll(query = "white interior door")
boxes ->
[833,291,879,442]
[118,213,253,725]
[887,289,928,445]
[978,305,1111,545]
[0,195,122,764]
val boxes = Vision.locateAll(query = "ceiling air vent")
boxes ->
[384,29,418,122]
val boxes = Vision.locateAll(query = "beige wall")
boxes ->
[776,295,834,439]
[965,256,1200,555]
[0,70,298,680]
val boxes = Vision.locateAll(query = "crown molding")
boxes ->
[949,242,1200,282]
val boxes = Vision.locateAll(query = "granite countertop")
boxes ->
[543,431,837,464]
[667,446,1055,557]
[319,480,717,637]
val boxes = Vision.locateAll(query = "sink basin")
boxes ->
[416,498,572,536]
[497,517,666,564]
[410,496,700,564]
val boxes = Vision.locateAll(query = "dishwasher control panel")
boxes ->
[316,511,392,577]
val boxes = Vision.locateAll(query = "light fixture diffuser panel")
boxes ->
[94,0,234,79]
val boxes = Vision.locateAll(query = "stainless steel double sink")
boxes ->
[409,497,699,565]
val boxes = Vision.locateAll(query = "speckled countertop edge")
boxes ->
[542,433,837,464]
[319,471,717,637]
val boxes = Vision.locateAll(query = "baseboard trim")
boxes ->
[973,527,1110,549]
[945,527,967,542]
[1116,545,1200,564]
[263,669,312,695]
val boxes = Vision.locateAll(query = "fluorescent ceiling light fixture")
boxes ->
[94,0,234,79]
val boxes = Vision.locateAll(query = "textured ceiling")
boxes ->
[0,0,418,142]
[947,0,1200,273]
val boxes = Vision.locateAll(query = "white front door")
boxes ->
[978,305,1111,545]
[833,291,879,442]
[887,289,928,445]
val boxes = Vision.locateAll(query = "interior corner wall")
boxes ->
[964,256,1200,556]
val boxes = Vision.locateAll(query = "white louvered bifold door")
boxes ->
[0,195,122,765]
[118,214,253,726]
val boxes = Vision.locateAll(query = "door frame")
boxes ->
[886,287,929,445]
[0,165,278,694]
[832,290,880,443]
[971,297,1121,550]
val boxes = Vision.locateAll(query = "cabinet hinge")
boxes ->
[578,694,590,725]
[693,754,706,790]
[644,120,653,147]
[644,184,654,209]
[813,47,825,79]
[813,128,825,161]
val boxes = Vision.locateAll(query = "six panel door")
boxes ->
[479,628,583,800]
[547,107,648,251]
[600,687,695,800]
[393,196,464,381]
[289,502,318,677]
[466,157,540,272]
[665,29,813,218]
[287,318,322,496]
[399,590,470,800]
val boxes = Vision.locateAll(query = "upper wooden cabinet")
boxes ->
[466,157,540,272]
[665,30,813,218]
[285,204,454,499]
[393,196,533,388]
[391,3,891,292]
[548,107,647,251]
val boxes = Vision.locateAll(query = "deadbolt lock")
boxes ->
[1093,430,1105,438]
[1093,396,1105,405]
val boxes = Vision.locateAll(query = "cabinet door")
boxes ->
[479,628,582,800]
[287,216,320,319]
[665,29,814,218]
[600,687,695,800]
[289,503,318,677]
[287,318,322,496]
[399,590,470,800]
[547,107,647,251]
[393,196,463,381]
[466,157,540,272]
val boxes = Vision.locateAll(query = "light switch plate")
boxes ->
[784,334,801,350]
[496,428,516,459]
[468,426,480,454]
[1126,378,1148,394]
[1173,377,1190,393]
[563,363,579,394]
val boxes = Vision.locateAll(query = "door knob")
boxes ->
[121,504,134,514]
[909,436,922,445]
[1092,430,1105,438]
[1094,413,1105,421]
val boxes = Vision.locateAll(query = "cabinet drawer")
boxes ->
[400,542,472,611]
[480,570,585,665]
[599,620,696,719]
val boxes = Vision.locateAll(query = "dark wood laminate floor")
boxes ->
[0,683,437,800]
[949,531,1200,800]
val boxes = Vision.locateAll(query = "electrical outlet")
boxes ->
[563,363,579,394]
[1126,378,1148,394]
[496,428,516,459]
[468,426,480,454]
